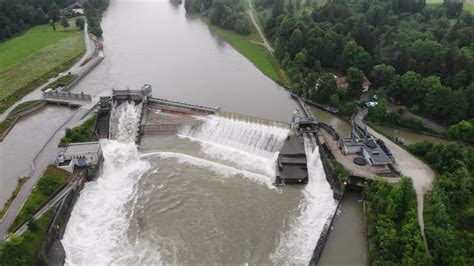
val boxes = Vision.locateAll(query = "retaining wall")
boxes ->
[62,56,105,93]
[7,101,46,119]
[294,95,346,265]
[37,179,84,264]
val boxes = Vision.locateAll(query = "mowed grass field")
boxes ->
[465,0,474,13]
[0,19,85,112]
[426,0,474,13]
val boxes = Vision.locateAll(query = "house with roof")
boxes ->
[65,2,85,16]
[336,75,372,92]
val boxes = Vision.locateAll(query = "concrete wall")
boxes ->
[37,182,84,264]
[7,101,46,119]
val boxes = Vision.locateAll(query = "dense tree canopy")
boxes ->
[365,177,432,265]
[0,0,109,41]
[0,0,75,41]
[408,142,474,265]
[256,0,474,124]
[185,0,251,34]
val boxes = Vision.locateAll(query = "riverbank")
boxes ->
[200,17,285,84]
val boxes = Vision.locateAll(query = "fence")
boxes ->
[43,91,92,101]
[148,97,218,114]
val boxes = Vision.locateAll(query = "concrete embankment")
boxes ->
[292,95,346,265]
[39,173,87,264]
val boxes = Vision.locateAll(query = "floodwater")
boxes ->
[69,0,297,122]
[61,0,340,263]
[62,102,338,263]
[310,106,352,137]
[371,124,451,145]
[319,192,368,265]
[0,107,75,206]
[309,105,449,145]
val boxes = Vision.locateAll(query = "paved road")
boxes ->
[355,109,434,248]
[0,102,96,240]
[0,22,96,122]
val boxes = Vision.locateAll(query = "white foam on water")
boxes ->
[178,134,279,177]
[141,151,276,189]
[180,115,289,159]
[109,101,142,143]
[269,137,338,264]
[62,102,162,264]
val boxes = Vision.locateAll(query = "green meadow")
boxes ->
[0,19,85,113]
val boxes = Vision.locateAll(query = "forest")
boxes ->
[0,0,75,41]
[0,0,109,41]
[255,0,474,137]
[364,177,431,265]
[84,0,109,37]
[185,0,252,34]
[408,142,473,265]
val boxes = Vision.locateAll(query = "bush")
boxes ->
[59,115,96,146]
[445,120,474,145]
[10,166,69,231]
[340,101,357,116]
[407,142,474,264]
[186,0,251,35]
[364,177,432,265]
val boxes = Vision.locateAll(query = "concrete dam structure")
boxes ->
[55,85,344,264]
[92,85,329,189]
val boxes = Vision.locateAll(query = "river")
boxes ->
[60,0,340,264]
[0,107,75,206]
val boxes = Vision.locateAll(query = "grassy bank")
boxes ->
[201,17,285,84]
[43,74,77,91]
[465,0,474,13]
[426,0,474,12]
[0,210,54,264]
[0,118,14,138]
[0,19,85,113]
[8,100,43,116]
[0,177,29,220]
[59,115,96,147]
[9,166,69,232]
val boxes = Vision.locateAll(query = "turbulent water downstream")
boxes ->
[57,0,342,263]
[62,102,337,263]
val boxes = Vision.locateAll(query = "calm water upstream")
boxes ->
[69,0,296,122]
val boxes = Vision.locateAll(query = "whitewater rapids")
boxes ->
[62,104,337,264]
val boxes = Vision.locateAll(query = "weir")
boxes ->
[46,84,348,264]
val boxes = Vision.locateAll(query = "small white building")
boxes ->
[57,142,102,173]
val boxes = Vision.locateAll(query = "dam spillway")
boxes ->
[61,87,338,264]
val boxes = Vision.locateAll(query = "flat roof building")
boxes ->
[339,121,392,166]
[57,142,102,174]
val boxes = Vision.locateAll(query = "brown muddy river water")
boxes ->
[27,0,369,263]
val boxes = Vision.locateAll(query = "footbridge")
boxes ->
[43,91,92,107]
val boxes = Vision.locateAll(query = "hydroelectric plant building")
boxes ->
[57,141,102,175]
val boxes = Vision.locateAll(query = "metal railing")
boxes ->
[43,91,92,101]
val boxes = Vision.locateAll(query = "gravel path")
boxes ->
[356,109,434,250]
